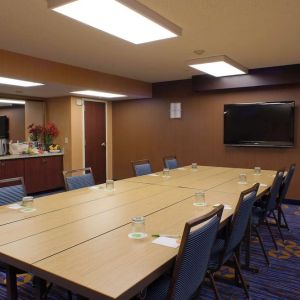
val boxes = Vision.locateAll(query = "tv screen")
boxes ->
[224,101,295,147]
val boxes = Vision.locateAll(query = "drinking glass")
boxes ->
[239,174,247,184]
[106,179,114,191]
[131,216,145,234]
[254,167,261,175]
[191,163,198,169]
[22,196,34,208]
[193,191,206,206]
[163,168,170,176]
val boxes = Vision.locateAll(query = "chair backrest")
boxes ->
[163,155,178,170]
[0,177,26,205]
[131,159,152,176]
[63,167,95,191]
[278,164,296,204]
[266,170,285,211]
[167,205,224,300]
[222,183,259,263]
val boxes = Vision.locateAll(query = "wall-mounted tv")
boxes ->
[224,101,295,147]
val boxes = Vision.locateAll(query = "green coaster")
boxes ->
[128,232,147,239]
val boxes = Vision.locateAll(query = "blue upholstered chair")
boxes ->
[163,155,178,170]
[207,183,259,300]
[252,170,285,264]
[63,167,95,191]
[144,205,224,300]
[0,177,27,298]
[276,164,296,231]
[0,177,26,205]
[132,160,152,176]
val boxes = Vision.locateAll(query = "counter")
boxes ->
[0,152,63,160]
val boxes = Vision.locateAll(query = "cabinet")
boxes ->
[0,155,64,194]
[0,159,24,180]
[24,156,64,193]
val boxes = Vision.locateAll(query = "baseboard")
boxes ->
[283,198,300,205]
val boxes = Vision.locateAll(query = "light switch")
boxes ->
[64,137,69,144]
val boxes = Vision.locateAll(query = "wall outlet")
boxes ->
[64,137,69,144]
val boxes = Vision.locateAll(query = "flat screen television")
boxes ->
[224,101,295,147]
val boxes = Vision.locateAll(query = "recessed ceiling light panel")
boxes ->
[71,90,127,98]
[47,0,182,44]
[0,76,44,87]
[188,55,247,77]
[0,99,26,104]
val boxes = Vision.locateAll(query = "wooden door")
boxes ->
[84,101,106,184]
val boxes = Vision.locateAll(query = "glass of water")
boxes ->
[131,216,145,234]
[254,167,261,175]
[163,168,170,176]
[193,191,206,206]
[191,163,198,169]
[22,196,34,208]
[106,179,114,191]
[239,174,247,184]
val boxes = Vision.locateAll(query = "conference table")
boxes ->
[0,165,276,300]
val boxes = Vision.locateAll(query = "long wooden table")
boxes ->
[0,165,275,299]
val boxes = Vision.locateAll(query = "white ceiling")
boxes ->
[0,0,300,84]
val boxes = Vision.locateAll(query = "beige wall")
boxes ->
[46,96,113,177]
[46,97,72,170]
[0,105,25,141]
[70,97,84,170]
[25,100,45,140]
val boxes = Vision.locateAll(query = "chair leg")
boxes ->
[207,271,220,300]
[279,206,290,231]
[253,226,270,266]
[265,219,278,250]
[233,254,249,299]
[272,211,285,242]
[68,290,73,300]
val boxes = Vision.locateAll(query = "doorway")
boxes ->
[84,101,106,184]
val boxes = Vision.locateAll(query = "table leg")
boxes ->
[6,266,18,300]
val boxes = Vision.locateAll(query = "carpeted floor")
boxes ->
[0,204,299,299]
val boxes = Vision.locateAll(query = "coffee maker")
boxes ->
[0,116,8,155]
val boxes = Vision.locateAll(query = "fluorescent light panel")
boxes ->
[71,90,126,98]
[48,0,182,44]
[0,99,26,104]
[0,76,44,87]
[188,55,247,77]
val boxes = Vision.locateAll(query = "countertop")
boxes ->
[0,152,64,161]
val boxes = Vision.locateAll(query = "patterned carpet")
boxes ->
[0,204,299,299]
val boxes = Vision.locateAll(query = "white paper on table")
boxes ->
[177,167,186,170]
[260,183,267,187]
[7,203,22,210]
[213,203,232,210]
[224,204,232,210]
[148,174,159,176]
[152,237,180,248]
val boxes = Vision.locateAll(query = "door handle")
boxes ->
[101,142,106,147]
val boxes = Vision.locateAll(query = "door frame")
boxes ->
[82,99,109,179]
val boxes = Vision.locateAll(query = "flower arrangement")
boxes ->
[43,122,59,146]
[27,122,59,150]
[28,123,43,142]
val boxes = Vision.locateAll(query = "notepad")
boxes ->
[7,203,22,210]
[148,174,159,176]
[152,237,180,248]
[89,185,103,190]
[177,167,186,170]
[260,183,267,187]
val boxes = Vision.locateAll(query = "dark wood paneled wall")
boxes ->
[112,80,300,199]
